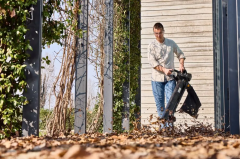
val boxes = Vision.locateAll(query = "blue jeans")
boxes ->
[151,80,176,118]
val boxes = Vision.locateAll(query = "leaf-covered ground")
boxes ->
[1,123,240,159]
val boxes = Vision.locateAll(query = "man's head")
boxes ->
[153,23,165,42]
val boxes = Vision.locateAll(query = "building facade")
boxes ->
[141,0,214,127]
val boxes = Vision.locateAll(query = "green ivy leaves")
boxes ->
[0,0,139,138]
[0,0,37,138]
[1,0,82,138]
[113,0,141,132]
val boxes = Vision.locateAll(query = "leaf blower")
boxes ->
[160,69,201,121]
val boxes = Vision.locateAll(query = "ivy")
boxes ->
[0,0,140,138]
[129,0,141,128]
[113,1,129,131]
[0,0,37,138]
[42,0,82,48]
[113,0,141,131]
[0,0,81,138]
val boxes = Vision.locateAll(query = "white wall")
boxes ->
[141,0,214,127]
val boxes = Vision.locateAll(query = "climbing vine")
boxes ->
[129,0,141,129]
[0,0,140,138]
[113,0,141,131]
[0,0,37,138]
[45,0,81,136]
[0,0,81,138]
[113,1,129,131]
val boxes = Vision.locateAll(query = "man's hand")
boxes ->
[163,67,173,75]
[179,64,185,73]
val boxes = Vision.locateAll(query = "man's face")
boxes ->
[153,28,164,42]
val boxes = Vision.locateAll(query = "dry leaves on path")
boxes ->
[1,123,240,159]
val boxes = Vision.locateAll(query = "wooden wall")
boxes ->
[141,0,214,127]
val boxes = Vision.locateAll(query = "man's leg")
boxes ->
[165,80,176,127]
[165,80,176,104]
[151,81,165,118]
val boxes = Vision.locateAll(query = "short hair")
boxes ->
[153,23,164,31]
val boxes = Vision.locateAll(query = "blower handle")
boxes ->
[171,69,187,74]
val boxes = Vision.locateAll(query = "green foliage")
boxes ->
[0,0,139,138]
[42,0,82,48]
[39,109,52,130]
[41,56,51,68]
[86,95,103,133]
[0,0,82,138]
[0,0,37,138]
[113,1,129,131]
[40,108,74,131]
[129,0,141,127]
[113,0,141,132]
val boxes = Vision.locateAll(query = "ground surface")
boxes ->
[1,124,240,159]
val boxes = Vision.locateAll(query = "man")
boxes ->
[148,22,185,120]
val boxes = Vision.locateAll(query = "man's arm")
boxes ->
[154,65,173,75]
[179,58,185,73]
[148,43,172,75]
[173,41,185,73]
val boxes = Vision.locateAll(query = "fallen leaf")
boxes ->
[63,145,90,159]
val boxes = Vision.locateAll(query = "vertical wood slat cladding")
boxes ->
[141,0,214,127]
